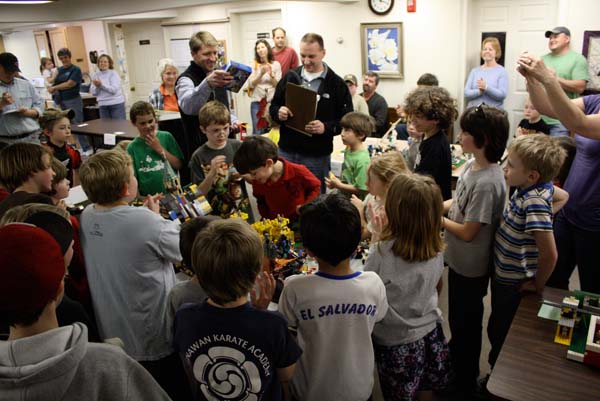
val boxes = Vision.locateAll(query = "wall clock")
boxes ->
[369,0,394,15]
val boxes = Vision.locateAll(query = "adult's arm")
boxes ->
[464,69,481,100]
[519,54,600,139]
[175,76,212,115]
[557,77,587,95]
[484,68,508,101]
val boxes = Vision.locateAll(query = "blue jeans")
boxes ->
[546,211,600,293]
[279,149,329,194]
[548,122,570,137]
[60,96,89,151]
[250,101,264,135]
[99,102,126,120]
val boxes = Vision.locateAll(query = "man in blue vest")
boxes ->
[176,31,239,162]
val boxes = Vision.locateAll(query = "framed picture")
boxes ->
[582,31,600,91]
[361,22,404,79]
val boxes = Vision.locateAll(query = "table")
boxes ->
[330,136,467,179]
[487,287,600,401]
[71,112,183,150]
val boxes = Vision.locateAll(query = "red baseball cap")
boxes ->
[0,224,66,317]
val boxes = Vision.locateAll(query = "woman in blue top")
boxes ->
[464,37,509,108]
[90,54,126,119]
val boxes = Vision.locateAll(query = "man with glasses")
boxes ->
[541,26,589,136]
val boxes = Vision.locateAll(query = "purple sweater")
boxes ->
[562,95,600,231]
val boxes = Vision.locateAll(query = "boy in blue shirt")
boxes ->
[173,218,301,401]
[488,134,568,369]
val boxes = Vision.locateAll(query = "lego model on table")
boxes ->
[550,290,600,367]
[251,216,317,279]
[159,162,213,223]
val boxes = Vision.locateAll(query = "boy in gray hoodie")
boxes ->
[0,220,171,401]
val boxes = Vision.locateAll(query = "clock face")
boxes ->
[369,0,394,15]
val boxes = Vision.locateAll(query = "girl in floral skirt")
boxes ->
[365,173,452,401]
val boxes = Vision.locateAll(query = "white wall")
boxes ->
[2,20,109,78]
[2,31,40,79]
[161,0,466,108]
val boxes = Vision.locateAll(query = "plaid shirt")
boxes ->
[148,87,164,110]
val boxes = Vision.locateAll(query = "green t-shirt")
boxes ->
[127,130,184,196]
[541,50,589,125]
[342,148,370,198]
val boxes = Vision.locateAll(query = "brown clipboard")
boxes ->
[285,82,317,137]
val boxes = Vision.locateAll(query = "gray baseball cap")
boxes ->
[545,26,571,38]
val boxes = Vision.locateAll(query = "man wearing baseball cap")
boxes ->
[344,73,369,116]
[0,52,44,144]
[0,223,172,401]
[541,26,589,136]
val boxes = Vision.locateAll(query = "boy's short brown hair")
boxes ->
[39,108,74,132]
[192,219,262,305]
[80,150,132,205]
[404,86,458,133]
[508,134,566,183]
[49,157,68,188]
[340,112,374,141]
[129,101,155,124]
[0,143,52,192]
[198,100,230,128]
[180,215,220,268]
[233,136,278,174]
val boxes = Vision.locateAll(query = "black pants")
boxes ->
[140,353,193,401]
[448,268,489,391]
[546,211,600,293]
[486,279,522,368]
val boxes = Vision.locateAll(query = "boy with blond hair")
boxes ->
[234,136,320,221]
[516,97,550,136]
[79,149,188,399]
[488,134,568,369]
[325,112,372,198]
[173,218,301,401]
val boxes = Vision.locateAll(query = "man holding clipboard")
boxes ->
[269,33,353,193]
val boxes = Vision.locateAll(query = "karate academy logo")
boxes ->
[193,346,262,401]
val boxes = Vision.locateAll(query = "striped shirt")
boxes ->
[494,182,554,284]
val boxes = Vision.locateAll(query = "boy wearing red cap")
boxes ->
[0,223,171,400]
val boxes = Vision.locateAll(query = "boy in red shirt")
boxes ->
[234,136,320,221]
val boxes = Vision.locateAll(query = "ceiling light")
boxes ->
[0,0,57,4]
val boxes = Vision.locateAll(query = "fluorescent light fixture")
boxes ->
[0,0,56,4]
